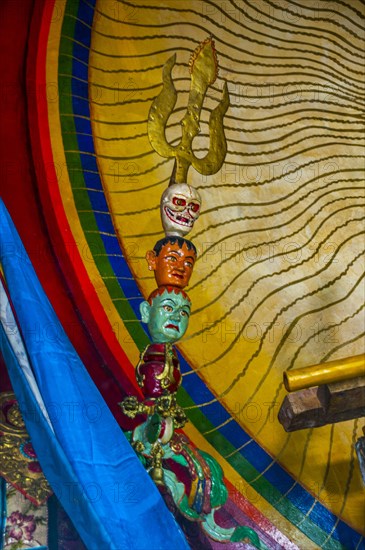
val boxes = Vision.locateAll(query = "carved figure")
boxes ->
[160,184,201,237]
[119,37,260,548]
[140,286,191,344]
[120,287,260,547]
[145,236,197,289]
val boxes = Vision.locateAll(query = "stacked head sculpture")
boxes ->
[119,37,260,548]
[160,184,201,237]
[140,286,191,344]
[145,236,197,290]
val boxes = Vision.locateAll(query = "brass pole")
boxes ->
[284,354,365,392]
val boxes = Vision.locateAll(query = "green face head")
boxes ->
[140,288,191,343]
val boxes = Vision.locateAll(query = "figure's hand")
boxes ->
[155,395,172,414]
[173,406,188,428]
[119,396,140,418]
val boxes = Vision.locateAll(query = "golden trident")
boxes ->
[148,37,229,184]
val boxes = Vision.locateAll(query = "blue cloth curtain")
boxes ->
[0,200,189,550]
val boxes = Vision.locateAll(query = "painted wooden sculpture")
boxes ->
[119,38,260,547]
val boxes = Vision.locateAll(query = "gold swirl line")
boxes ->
[62,83,365,122]
[89,52,365,90]
[91,116,147,125]
[225,100,365,116]
[65,148,155,161]
[225,142,365,166]
[203,414,235,434]
[88,133,364,161]
[226,127,365,147]
[268,313,365,391]
[226,91,364,109]
[280,308,365,379]
[63,130,92,137]
[189,245,365,385]
[321,331,365,364]
[219,302,365,444]
[222,63,365,90]
[193,196,362,248]
[90,61,184,76]
[92,131,147,141]
[106,158,170,177]
[120,229,164,240]
[227,135,364,158]
[90,60,167,74]
[194,156,364,192]
[90,78,185,96]
[225,123,365,145]
[113,205,159,216]
[124,198,363,241]
[104,177,169,194]
[86,31,364,90]
[61,25,199,62]
[185,266,365,411]
[191,212,365,319]
[225,83,365,101]
[200,254,365,398]
[256,0,365,35]
[88,38,365,86]
[225,122,365,141]
[118,185,363,220]
[90,43,192,60]
[76,161,169,182]
[90,118,364,144]
[288,0,364,25]
[190,195,365,285]
[110,0,365,67]
[196,200,356,253]
[189,225,364,362]
[226,107,364,123]
[61,72,181,93]
[64,83,185,105]
[235,286,365,416]
[89,94,183,108]
[200,181,364,219]
[223,434,253,459]
[230,0,364,57]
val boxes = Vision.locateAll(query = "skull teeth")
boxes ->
[165,207,193,227]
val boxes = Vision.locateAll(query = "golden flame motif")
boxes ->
[189,37,218,85]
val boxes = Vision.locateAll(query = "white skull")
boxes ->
[160,184,202,237]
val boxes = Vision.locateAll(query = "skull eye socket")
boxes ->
[172,197,187,207]
[189,202,200,213]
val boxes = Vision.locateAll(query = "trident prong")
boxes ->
[148,38,230,184]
